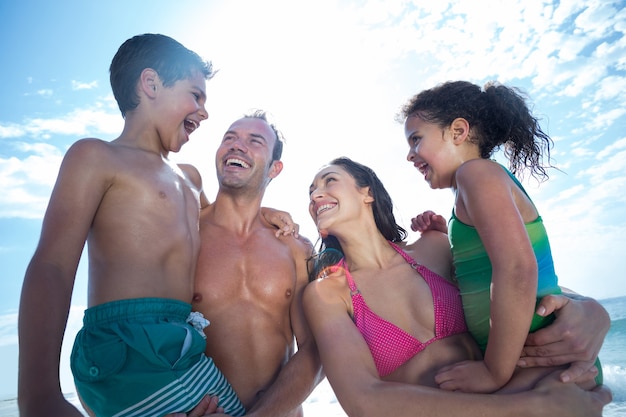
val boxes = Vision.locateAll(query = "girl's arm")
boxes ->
[436,160,538,393]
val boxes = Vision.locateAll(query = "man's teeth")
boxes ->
[226,158,251,168]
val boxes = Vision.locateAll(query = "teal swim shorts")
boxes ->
[70,298,245,417]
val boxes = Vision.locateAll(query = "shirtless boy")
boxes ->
[17,33,245,417]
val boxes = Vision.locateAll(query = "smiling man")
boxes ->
[191,110,323,417]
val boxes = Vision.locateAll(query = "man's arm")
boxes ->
[246,237,323,417]
[519,292,610,382]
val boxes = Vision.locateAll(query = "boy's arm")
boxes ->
[18,140,108,417]
[179,163,211,208]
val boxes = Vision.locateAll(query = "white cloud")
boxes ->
[0,146,64,218]
[0,311,17,347]
[594,76,626,102]
[596,136,626,158]
[0,124,26,139]
[1,106,122,141]
[71,80,98,90]
[36,89,53,96]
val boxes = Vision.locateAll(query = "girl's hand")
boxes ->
[435,360,502,393]
[410,210,448,234]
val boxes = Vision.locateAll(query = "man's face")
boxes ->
[215,117,280,191]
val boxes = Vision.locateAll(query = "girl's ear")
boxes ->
[450,118,470,144]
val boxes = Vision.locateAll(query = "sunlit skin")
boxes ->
[18,67,211,417]
[191,116,322,417]
[404,116,471,191]
[215,117,278,194]
[85,70,211,306]
[404,114,599,394]
[149,70,209,154]
[306,164,480,408]
[300,162,611,417]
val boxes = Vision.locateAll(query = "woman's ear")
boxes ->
[450,118,470,144]
[362,187,375,204]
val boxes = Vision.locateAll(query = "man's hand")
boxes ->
[532,370,611,417]
[164,395,225,417]
[519,294,609,383]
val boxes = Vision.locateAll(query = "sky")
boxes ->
[0,0,624,401]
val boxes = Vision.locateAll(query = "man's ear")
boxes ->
[450,118,470,144]
[268,160,283,180]
[140,68,159,98]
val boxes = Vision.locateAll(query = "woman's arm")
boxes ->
[260,207,300,237]
[302,276,610,417]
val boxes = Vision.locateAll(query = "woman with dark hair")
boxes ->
[303,157,609,417]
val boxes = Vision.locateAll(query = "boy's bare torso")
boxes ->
[193,207,307,415]
[84,138,202,306]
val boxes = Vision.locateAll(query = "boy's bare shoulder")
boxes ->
[66,137,112,155]
[177,163,203,188]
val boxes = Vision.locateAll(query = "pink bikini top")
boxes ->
[339,241,467,377]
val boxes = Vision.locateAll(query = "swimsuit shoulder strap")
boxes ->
[339,259,359,292]
[387,241,420,270]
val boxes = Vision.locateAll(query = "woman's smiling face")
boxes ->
[308,164,370,235]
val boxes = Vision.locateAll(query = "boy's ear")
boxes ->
[140,68,159,98]
[450,118,470,144]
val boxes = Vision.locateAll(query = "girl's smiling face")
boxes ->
[404,115,460,190]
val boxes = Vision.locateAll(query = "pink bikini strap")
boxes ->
[387,241,420,270]
[335,259,359,293]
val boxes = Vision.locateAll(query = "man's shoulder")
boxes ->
[281,233,315,255]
